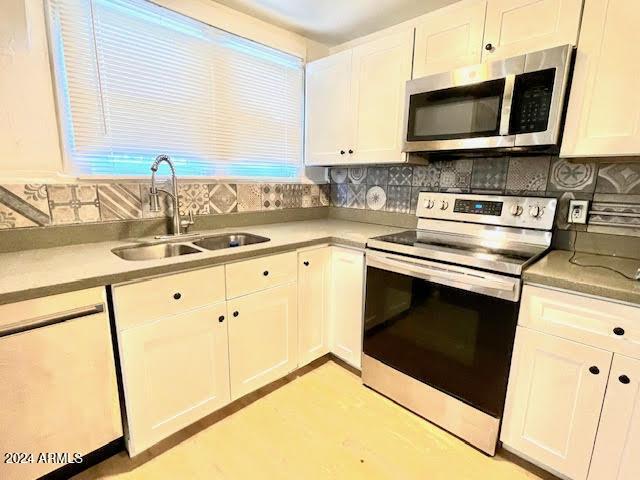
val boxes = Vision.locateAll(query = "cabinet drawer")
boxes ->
[520,285,640,359]
[225,251,297,299]
[113,266,225,330]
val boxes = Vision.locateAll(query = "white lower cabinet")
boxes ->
[501,326,611,480]
[114,248,366,456]
[298,246,331,367]
[227,282,298,400]
[329,247,365,369]
[588,355,640,480]
[503,285,640,480]
[118,303,230,456]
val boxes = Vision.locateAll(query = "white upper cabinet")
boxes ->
[305,50,353,166]
[482,0,582,61]
[588,354,640,480]
[501,327,611,480]
[413,0,487,78]
[562,0,640,157]
[350,30,414,164]
[304,30,413,166]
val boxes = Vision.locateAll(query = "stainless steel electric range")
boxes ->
[362,192,557,456]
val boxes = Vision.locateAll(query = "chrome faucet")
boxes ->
[149,154,194,237]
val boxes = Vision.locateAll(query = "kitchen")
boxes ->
[1,0,639,479]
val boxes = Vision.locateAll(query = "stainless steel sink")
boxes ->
[112,243,201,261]
[193,233,270,251]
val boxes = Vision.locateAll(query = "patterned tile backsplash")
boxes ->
[2,158,639,235]
[330,156,640,235]
[0,181,329,230]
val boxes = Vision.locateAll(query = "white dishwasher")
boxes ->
[0,287,122,480]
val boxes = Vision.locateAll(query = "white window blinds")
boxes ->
[46,0,304,179]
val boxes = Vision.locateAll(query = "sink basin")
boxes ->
[112,243,201,261]
[193,233,270,251]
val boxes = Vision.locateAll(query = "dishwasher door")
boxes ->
[0,289,122,480]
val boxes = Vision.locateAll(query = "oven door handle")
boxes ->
[367,252,519,301]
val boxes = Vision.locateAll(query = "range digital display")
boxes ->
[454,199,503,216]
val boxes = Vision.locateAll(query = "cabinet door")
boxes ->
[413,0,487,78]
[228,283,298,399]
[588,355,640,480]
[298,247,331,367]
[483,0,582,61]
[305,50,352,166]
[329,247,365,369]
[501,327,611,480]
[350,29,413,164]
[119,303,230,456]
[561,0,640,157]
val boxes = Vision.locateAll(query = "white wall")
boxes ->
[1,0,64,182]
[0,0,329,183]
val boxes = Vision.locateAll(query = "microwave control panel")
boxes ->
[510,68,555,134]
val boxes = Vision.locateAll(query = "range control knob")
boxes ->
[529,205,543,218]
[510,205,523,217]
[424,199,435,209]
[440,200,449,210]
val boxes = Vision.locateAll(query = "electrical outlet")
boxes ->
[568,200,589,224]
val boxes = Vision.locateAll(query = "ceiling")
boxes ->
[214,0,460,45]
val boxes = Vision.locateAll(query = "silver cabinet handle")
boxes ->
[0,304,104,338]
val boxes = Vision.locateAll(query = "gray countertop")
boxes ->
[524,250,640,305]
[0,219,403,305]
[4,219,640,307]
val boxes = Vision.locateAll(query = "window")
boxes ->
[46,0,304,179]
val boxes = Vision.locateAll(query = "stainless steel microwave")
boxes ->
[402,44,573,154]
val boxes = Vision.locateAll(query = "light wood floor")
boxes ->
[75,361,554,480]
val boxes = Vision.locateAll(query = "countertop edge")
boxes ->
[523,273,640,306]
[0,236,362,306]
[522,251,640,306]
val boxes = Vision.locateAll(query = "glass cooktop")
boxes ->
[367,229,546,275]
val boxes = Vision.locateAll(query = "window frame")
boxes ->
[44,0,309,182]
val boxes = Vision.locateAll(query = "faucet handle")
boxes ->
[180,211,195,233]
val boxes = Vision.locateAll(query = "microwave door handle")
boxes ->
[368,254,515,294]
[499,74,516,136]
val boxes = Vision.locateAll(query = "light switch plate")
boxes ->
[568,200,589,224]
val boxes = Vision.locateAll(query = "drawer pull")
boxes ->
[589,366,600,375]
[303,261,309,266]
[218,315,225,323]
[613,327,625,336]
[233,311,239,317]
[263,270,269,276]
[173,292,182,300]
[619,375,631,384]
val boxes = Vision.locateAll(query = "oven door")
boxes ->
[363,250,520,418]
[402,55,524,153]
